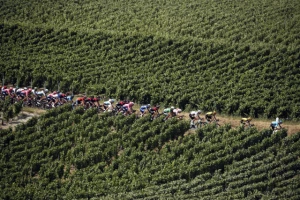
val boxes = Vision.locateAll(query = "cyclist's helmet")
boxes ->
[147,104,151,108]
[213,111,216,115]
[44,89,49,93]
[197,110,202,114]
[24,87,27,90]
[171,106,175,109]
[129,102,134,107]
[247,117,252,121]
[109,99,115,103]
[177,109,182,113]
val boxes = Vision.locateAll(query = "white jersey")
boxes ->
[16,88,24,93]
[35,90,46,96]
[173,108,182,115]
[190,111,197,115]
[104,101,112,106]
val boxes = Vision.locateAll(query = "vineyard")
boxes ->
[0,105,300,199]
[0,0,300,119]
[1,0,300,198]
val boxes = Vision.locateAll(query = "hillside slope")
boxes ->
[0,0,300,119]
[1,105,300,199]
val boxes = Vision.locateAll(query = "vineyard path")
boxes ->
[1,104,299,136]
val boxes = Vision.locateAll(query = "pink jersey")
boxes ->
[22,89,32,96]
[47,92,57,98]
[123,104,131,110]
[2,88,12,95]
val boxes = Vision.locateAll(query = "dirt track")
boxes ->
[0,109,46,131]
[180,112,300,136]
[1,107,299,136]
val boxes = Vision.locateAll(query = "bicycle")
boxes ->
[194,118,208,128]
[240,121,255,129]
[197,118,220,127]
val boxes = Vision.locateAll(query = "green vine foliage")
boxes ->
[0,0,300,119]
[0,106,299,199]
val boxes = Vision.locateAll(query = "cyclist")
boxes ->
[150,105,160,119]
[173,108,182,115]
[57,92,68,105]
[33,88,48,100]
[122,101,134,116]
[103,99,115,112]
[16,87,25,97]
[240,117,252,127]
[2,87,14,97]
[163,106,174,116]
[164,106,181,120]
[270,117,282,131]
[84,96,94,109]
[139,104,151,117]
[75,96,86,107]
[91,96,101,108]
[116,100,128,112]
[65,92,74,102]
[189,110,202,128]
[205,111,217,122]
[1,85,7,91]
[20,88,33,102]
[45,91,55,107]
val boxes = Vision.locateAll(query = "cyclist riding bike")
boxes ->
[1,85,7,91]
[1,87,14,97]
[20,88,33,102]
[58,92,68,105]
[103,99,115,112]
[189,110,202,128]
[205,111,217,123]
[84,96,95,109]
[240,117,252,127]
[164,107,182,120]
[75,96,86,107]
[163,106,174,116]
[139,104,151,117]
[270,117,283,131]
[91,96,101,108]
[122,102,134,116]
[116,100,128,112]
[16,87,25,97]
[64,92,74,102]
[33,88,48,100]
[149,105,160,119]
